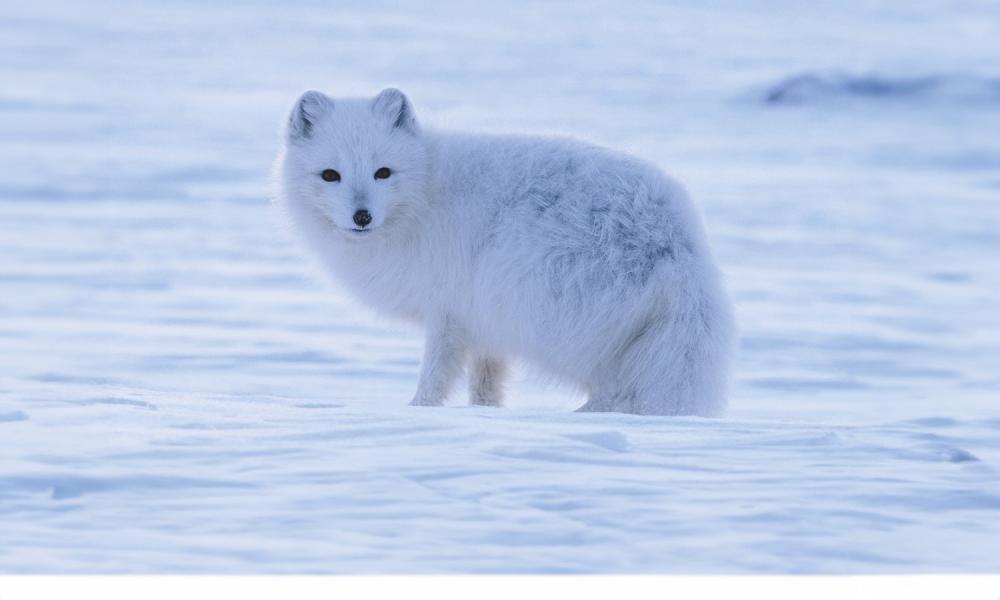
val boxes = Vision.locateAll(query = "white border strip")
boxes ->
[1,576,999,600]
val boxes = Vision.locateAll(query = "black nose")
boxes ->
[353,209,372,227]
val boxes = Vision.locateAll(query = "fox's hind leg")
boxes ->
[468,355,507,407]
[576,390,640,414]
[577,372,641,414]
[578,291,733,416]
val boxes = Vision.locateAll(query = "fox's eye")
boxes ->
[374,167,392,180]
[320,169,340,182]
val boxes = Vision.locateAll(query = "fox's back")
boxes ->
[429,131,714,370]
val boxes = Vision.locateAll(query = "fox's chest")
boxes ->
[330,242,441,324]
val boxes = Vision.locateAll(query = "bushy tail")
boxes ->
[623,277,735,416]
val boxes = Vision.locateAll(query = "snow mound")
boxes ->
[763,72,1000,106]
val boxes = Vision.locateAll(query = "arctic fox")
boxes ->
[276,88,734,416]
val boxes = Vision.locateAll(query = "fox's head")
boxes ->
[279,88,428,239]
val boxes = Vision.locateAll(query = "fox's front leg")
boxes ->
[410,317,466,407]
[469,356,508,407]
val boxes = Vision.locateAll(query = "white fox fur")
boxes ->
[275,88,735,416]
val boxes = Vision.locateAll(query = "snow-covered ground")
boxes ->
[2,0,1000,573]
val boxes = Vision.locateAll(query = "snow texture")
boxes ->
[1,0,1000,574]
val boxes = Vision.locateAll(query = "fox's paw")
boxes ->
[409,394,444,407]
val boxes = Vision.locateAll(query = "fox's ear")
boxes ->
[372,88,417,133]
[288,90,332,140]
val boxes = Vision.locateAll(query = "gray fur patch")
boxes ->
[532,189,562,215]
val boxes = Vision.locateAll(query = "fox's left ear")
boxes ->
[372,88,418,133]
[287,90,332,141]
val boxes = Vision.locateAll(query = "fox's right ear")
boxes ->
[287,90,332,141]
